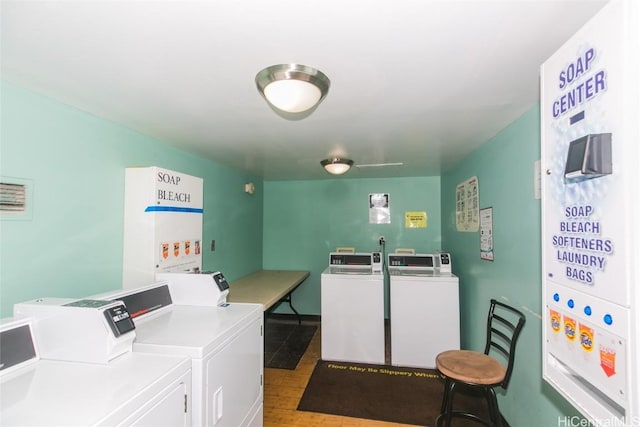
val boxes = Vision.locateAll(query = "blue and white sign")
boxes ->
[541,6,631,307]
[541,0,639,424]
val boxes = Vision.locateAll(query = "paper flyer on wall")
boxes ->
[369,193,390,224]
[480,207,493,261]
[455,176,479,232]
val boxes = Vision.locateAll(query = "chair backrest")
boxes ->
[482,299,526,389]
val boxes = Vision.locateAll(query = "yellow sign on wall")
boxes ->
[405,211,427,228]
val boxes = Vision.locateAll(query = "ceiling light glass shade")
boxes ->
[263,79,321,113]
[256,64,330,114]
[321,158,354,175]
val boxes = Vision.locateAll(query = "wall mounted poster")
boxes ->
[456,176,479,232]
[369,193,390,224]
[480,207,494,261]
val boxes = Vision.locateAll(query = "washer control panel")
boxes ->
[434,252,452,272]
[388,254,435,269]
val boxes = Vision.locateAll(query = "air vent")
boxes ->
[0,182,26,213]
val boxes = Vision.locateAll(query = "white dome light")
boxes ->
[256,64,330,116]
[321,158,354,175]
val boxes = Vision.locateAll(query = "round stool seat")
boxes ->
[436,350,505,385]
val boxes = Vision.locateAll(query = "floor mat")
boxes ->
[264,320,317,369]
[297,359,489,426]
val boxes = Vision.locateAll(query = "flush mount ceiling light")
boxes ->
[255,64,330,116]
[321,158,354,175]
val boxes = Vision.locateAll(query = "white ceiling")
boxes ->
[1,0,607,180]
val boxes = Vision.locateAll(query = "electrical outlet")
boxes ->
[210,240,216,251]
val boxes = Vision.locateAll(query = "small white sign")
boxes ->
[480,207,494,261]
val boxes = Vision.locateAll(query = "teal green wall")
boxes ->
[0,82,263,317]
[263,177,441,316]
[441,105,580,426]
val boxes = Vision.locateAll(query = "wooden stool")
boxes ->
[435,299,526,427]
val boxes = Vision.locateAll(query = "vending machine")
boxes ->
[122,166,204,288]
[540,0,639,424]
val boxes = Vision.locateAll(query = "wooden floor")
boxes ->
[263,324,416,427]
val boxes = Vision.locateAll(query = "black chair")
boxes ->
[435,299,526,427]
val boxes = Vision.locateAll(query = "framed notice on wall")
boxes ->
[480,207,494,261]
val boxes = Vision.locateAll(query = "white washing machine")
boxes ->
[388,252,460,369]
[95,272,264,427]
[321,252,385,364]
[5,306,192,426]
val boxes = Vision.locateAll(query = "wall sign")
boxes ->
[455,176,479,232]
[405,211,427,228]
[480,207,494,261]
[369,193,390,224]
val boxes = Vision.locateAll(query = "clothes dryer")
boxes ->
[3,311,192,426]
[95,273,264,427]
[388,253,460,369]
[321,252,385,364]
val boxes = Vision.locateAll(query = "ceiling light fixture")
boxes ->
[255,64,330,116]
[321,158,354,175]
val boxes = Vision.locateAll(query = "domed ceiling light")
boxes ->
[321,158,354,175]
[255,64,330,116]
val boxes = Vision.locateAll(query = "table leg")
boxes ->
[283,292,301,324]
